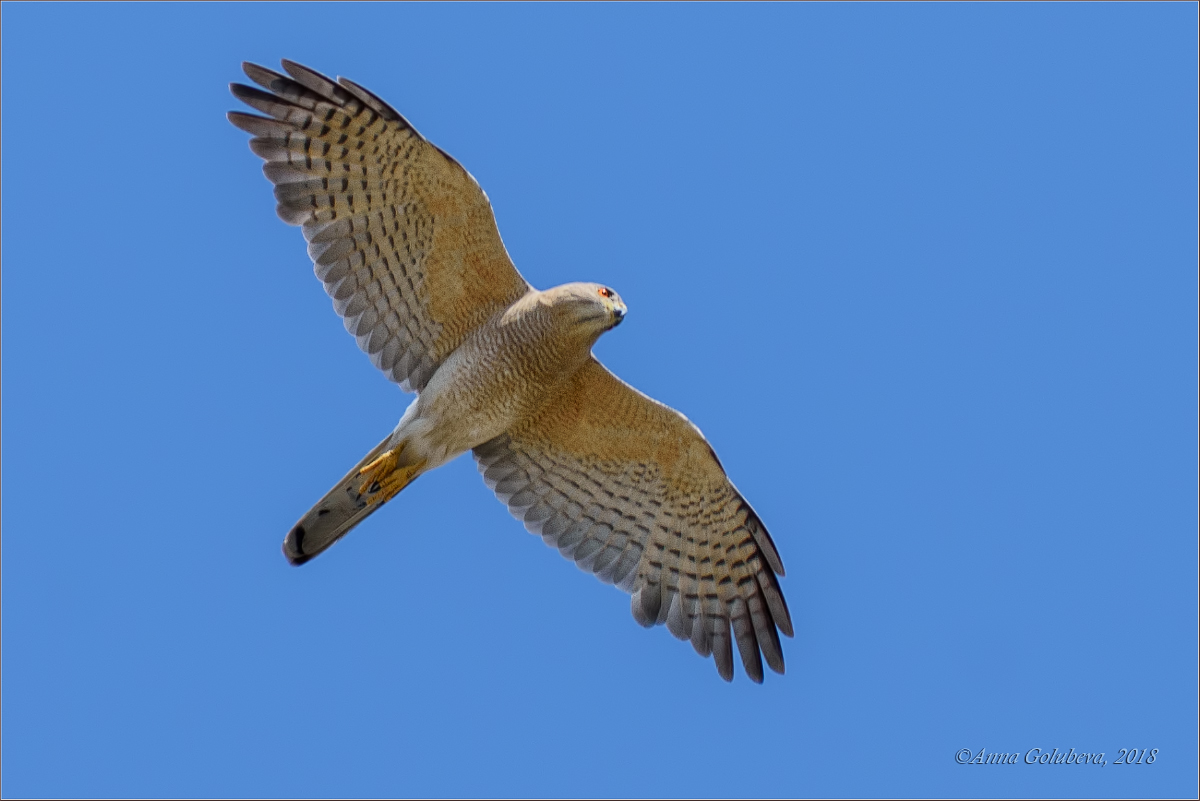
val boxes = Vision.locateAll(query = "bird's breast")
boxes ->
[407,312,593,462]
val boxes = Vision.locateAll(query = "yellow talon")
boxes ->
[357,443,423,505]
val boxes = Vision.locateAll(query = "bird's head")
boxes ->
[542,282,627,338]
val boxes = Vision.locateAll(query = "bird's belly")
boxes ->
[395,338,575,469]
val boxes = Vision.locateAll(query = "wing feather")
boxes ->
[229,61,531,392]
[473,358,790,682]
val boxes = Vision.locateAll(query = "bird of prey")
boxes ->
[228,60,792,682]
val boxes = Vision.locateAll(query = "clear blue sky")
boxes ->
[2,3,1196,798]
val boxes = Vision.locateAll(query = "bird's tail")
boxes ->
[282,433,423,565]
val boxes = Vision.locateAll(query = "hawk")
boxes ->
[228,60,792,682]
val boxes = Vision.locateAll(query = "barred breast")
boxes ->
[400,292,597,468]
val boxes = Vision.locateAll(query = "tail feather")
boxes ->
[283,434,398,565]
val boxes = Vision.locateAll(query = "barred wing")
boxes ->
[473,358,792,682]
[229,60,531,392]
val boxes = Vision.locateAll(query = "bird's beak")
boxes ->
[611,302,627,327]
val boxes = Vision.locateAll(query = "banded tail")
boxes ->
[283,434,421,565]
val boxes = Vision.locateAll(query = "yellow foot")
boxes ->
[357,444,424,505]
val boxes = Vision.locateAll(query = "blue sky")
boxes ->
[2,3,1196,798]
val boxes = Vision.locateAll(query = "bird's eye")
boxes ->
[598,287,613,299]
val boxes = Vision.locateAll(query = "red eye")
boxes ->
[598,287,613,299]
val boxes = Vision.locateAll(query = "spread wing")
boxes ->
[473,358,792,682]
[229,60,532,392]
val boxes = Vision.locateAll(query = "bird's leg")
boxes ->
[357,442,425,505]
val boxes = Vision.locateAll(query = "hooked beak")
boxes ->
[611,302,627,327]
